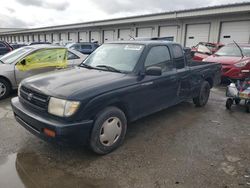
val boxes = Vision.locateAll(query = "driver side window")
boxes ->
[144,46,172,72]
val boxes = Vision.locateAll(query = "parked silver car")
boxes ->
[0,45,87,99]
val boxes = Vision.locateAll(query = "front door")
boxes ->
[132,45,178,117]
[15,48,67,85]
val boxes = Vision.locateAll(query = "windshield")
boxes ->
[215,45,250,57]
[0,47,33,64]
[82,44,144,72]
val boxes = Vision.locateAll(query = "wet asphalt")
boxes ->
[0,86,250,188]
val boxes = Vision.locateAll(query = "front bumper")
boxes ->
[11,97,94,144]
[222,65,250,79]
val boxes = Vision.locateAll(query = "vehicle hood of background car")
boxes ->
[0,63,13,73]
[22,67,134,100]
[204,55,250,65]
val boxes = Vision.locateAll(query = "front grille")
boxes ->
[20,86,49,110]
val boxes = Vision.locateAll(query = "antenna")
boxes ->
[233,40,244,59]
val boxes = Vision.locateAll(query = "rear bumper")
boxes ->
[222,65,250,79]
[11,97,94,144]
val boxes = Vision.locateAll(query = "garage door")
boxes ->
[79,32,88,42]
[103,30,115,43]
[69,32,78,42]
[220,21,250,44]
[46,34,52,42]
[137,27,153,38]
[34,34,39,42]
[90,31,101,43]
[119,29,132,40]
[159,26,178,42]
[39,34,45,42]
[24,36,28,43]
[185,24,210,47]
[53,33,59,43]
[60,33,68,43]
[27,35,32,42]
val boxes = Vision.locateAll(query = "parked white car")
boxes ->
[0,45,87,99]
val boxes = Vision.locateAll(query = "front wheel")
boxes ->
[0,78,11,100]
[90,107,127,155]
[193,81,210,107]
[226,98,233,110]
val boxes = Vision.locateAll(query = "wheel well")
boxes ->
[205,77,213,88]
[0,76,12,89]
[110,102,130,122]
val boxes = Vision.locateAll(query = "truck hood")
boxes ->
[22,67,134,100]
[204,55,250,65]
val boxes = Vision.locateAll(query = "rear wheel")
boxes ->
[0,78,11,100]
[226,98,233,110]
[90,107,127,155]
[235,99,241,105]
[193,81,210,107]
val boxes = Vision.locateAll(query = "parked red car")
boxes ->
[203,43,250,80]
[191,42,224,61]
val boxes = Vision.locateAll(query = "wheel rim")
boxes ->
[201,86,209,104]
[99,117,122,147]
[0,82,6,98]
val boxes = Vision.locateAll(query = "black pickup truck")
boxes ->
[11,41,221,154]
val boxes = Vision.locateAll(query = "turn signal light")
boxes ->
[43,128,56,138]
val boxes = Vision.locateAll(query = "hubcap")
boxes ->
[99,117,122,147]
[0,82,6,98]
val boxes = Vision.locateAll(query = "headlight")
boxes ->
[18,84,22,97]
[235,60,249,68]
[48,97,80,117]
[202,59,206,62]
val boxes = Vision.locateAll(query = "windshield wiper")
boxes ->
[79,63,95,69]
[96,65,122,73]
[0,60,4,64]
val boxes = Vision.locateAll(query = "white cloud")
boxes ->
[0,0,248,28]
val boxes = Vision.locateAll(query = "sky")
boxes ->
[0,0,247,28]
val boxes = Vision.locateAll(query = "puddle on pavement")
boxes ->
[0,153,118,188]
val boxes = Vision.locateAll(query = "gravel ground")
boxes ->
[0,87,250,188]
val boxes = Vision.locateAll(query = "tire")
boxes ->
[235,99,241,105]
[246,102,250,113]
[226,98,233,110]
[193,81,211,107]
[90,107,127,155]
[0,78,11,100]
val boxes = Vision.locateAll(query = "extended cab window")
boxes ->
[173,44,185,69]
[144,46,172,72]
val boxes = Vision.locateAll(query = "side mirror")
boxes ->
[20,59,26,66]
[145,66,162,76]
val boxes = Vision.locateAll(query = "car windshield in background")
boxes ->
[83,44,144,72]
[0,47,33,64]
[215,45,250,57]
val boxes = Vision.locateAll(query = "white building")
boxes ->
[0,2,249,47]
